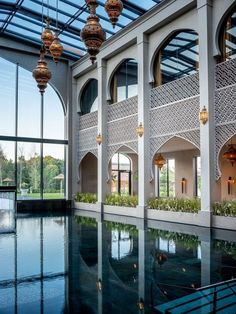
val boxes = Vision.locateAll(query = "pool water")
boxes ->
[0,213,236,313]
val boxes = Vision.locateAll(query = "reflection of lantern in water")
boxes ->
[156,253,167,266]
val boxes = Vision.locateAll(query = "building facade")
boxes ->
[72,0,236,224]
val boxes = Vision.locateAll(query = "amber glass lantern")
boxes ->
[32,48,52,94]
[223,144,236,166]
[49,30,63,63]
[154,153,166,170]
[41,18,54,49]
[105,0,123,28]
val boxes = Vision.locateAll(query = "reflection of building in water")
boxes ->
[0,216,67,313]
[111,230,133,260]
[0,190,15,233]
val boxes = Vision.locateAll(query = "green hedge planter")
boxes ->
[105,194,138,208]
[213,201,236,217]
[147,197,200,213]
[75,192,97,204]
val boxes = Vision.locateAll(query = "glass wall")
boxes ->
[111,153,131,195]
[153,30,199,86]
[0,56,67,200]
[195,156,201,198]
[220,7,236,61]
[110,59,138,103]
[158,159,175,197]
[0,58,16,136]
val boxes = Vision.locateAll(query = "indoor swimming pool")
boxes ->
[0,212,236,313]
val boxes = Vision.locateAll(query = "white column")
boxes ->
[97,59,108,209]
[137,34,152,218]
[71,77,80,198]
[198,0,216,226]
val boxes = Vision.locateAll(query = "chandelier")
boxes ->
[33,0,123,92]
[223,144,236,166]
[105,0,123,28]
[154,153,166,170]
[32,47,52,94]
[81,0,123,63]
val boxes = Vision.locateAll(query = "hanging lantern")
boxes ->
[32,48,51,94]
[154,153,166,170]
[85,0,98,9]
[41,18,54,49]
[223,144,236,166]
[105,0,123,28]
[81,1,106,64]
[49,30,63,63]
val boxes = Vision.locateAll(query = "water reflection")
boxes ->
[0,213,236,313]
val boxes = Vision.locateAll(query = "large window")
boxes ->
[220,7,236,61]
[194,156,201,198]
[80,79,98,115]
[153,30,199,86]
[0,57,67,200]
[157,159,175,197]
[110,59,138,103]
[111,153,131,195]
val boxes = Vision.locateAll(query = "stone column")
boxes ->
[97,59,108,212]
[137,34,152,218]
[197,0,216,226]
[71,76,80,198]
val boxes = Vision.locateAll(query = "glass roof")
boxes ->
[0,0,164,60]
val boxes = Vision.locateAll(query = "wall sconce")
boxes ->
[136,122,144,137]
[137,298,144,310]
[228,176,235,195]
[96,278,102,291]
[96,133,102,145]
[199,106,208,124]
[181,177,187,194]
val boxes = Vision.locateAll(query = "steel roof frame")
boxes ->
[0,0,163,60]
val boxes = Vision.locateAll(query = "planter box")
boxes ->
[147,209,199,225]
[212,215,236,231]
[104,205,137,217]
[74,201,100,212]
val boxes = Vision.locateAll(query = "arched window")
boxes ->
[111,153,131,195]
[220,7,236,61]
[110,59,137,104]
[0,57,67,200]
[80,79,98,115]
[153,30,199,86]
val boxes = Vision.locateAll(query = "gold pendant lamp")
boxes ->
[81,0,106,64]
[105,0,123,28]
[32,47,52,94]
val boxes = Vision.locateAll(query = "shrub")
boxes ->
[147,197,200,213]
[75,192,97,204]
[213,201,236,217]
[105,194,138,208]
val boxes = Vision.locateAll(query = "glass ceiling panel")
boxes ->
[0,0,165,60]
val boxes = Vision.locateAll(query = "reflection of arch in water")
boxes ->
[108,229,139,286]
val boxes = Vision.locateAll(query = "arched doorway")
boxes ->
[80,153,98,194]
